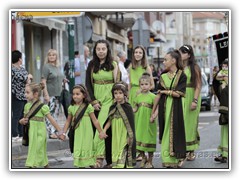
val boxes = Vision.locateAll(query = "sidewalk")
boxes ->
[12,111,69,157]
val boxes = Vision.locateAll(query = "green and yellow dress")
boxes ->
[129,66,146,106]
[134,92,156,152]
[158,70,187,168]
[104,102,136,168]
[24,103,49,168]
[91,62,118,159]
[68,104,95,167]
[183,67,201,151]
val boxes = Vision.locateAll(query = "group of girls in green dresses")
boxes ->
[20,40,203,169]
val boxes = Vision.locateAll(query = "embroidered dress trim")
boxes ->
[93,79,114,84]
[136,102,153,109]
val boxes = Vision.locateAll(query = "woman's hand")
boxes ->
[93,103,101,111]
[19,118,29,125]
[190,102,197,110]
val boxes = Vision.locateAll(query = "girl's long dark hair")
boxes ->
[179,44,200,88]
[91,39,114,73]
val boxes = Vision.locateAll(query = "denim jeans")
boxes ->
[12,94,26,137]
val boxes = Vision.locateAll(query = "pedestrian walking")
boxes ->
[133,73,157,168]
[60,84,107,168]
[19,82,62,168]
[103,81,136,168]
[12,50,33,142]
[179,44,202,161]
[85,39,120,168]
[41,49,65,139]
[151,50,187,168]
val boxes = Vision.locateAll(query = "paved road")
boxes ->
[11,106,229,170]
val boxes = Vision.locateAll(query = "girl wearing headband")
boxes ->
[61,84,107,168]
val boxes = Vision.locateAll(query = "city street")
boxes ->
[11,105,229,170]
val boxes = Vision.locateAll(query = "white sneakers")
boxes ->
[12,136,22,142]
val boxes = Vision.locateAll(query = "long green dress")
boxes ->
[24,103,49,167]
[159,72,186,168]
[134,92,157,152]
[68,104,95,167]
[129,66,146,106]
[111,110,128,168]
[218,125,228,158]
[183,67,201,151]
[92,64,115,159]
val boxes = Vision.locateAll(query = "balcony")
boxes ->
[107,12,137,29]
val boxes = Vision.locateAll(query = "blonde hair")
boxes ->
[44,49,60,67]
[26,82,45,98]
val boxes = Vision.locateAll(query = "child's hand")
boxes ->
[99,131,108,139]
[58,134,66,141]
[19,118,28,125]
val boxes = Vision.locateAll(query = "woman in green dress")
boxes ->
[133,73,157,168]
[61,84,107,168]
[103,82,136,168]
[179,45,202,161]
[19,83,62,168]
[86,39,120,168]
[129,45,154,107]
[152,50,187,168]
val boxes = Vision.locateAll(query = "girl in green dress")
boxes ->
[133,73,157,168]
[128,45,154,161]
[61,84,107,168]
[179,45,202,161]
[86,40,120,168]
[151,50,187,168]
[103,82,136,168]
[129,45,154,107]
[19,83,62,168]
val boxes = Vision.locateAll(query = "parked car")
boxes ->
[201,72,211,111]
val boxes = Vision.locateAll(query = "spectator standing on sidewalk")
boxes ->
[41,49,65,139]
[117,50,130,85]
[74,51,82,85]
[12,50,33,141]
[179,44,202,161]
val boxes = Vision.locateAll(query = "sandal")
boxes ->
[187,152,196,161]
[214,155,227,163]
[49,134,58,139]
[145,162,154,168]
[136,154,142,161]
[140,157,147,168]
[95,159,103,168]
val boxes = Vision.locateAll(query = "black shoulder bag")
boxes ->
[22,100,44,146]
[68,103,88,153]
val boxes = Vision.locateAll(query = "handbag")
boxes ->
[22,100,44,146]
[68,103,88,153]
[219,114,228,125]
